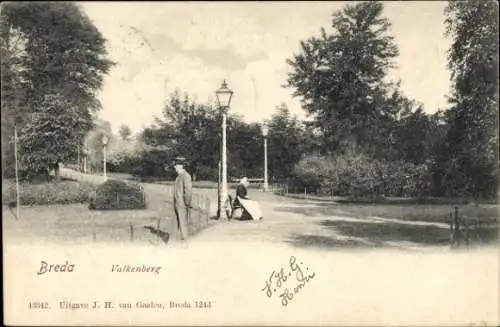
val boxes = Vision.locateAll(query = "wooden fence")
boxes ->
[448,206,498,250]
[162,186,213,236]
[265,183,288,195]
[266,183,319,200]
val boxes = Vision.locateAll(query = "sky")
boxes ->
[81,1,453,133]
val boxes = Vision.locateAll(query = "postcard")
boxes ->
[2,1,499,326]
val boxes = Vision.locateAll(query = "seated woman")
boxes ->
[231,177,262,220]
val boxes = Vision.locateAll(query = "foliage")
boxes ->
[2,2,114,114]
[17,94,91,176]
[291,155,325,194]
[88,179,147,210]
[227,118,263,179]
[138,91,219,179]
[83,120,145,174]
[133,91,269,180]
[1,21,27,178]
[392,107,445,164]
[128,147,176,180]
[1,2,114,177]
[436,0,499,198]
[118,125,132,141]
[266,103,305,179]
[293,152,432,199]
[2,179,95,205]
[382,160,433,198]
[286,1,400,155]
[107,137,144,167]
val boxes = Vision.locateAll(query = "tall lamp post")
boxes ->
[102,135,109,179]
[215,80,233,220]
[82,149,88,173]
[14,127,20,220]
[261,123,269,192]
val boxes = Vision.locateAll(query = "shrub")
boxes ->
[193,164,218,181]
[129,149,176,180]
[324,152,383,199]
[293,152,433,199]
[89,179,147,210]
[292,155,325,194]
[2,180,95,205]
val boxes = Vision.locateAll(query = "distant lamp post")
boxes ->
[215,80,233,220]
[102,135,109,179]
[261,123,269,192]
[82,149,89,173]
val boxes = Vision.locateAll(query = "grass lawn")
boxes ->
[2,176,217,245]
[273,198,499,248]
[2,202,214,245]
[2,204,160,244]
[278,201,498,224]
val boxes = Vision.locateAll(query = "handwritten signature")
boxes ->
[261,256,316,307]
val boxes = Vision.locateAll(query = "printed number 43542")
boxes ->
[29,301,49,309]
[195,301,211,309]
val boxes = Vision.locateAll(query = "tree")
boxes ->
[18,94,91,180]
[438,0,499,198]
[266,103,305,180]
[393,107,439,165]
[227,118,263,179]
[1,2,114,178]
[136,91,222,180]
[118,125,132,141]
[285,1,399,155]
[1,16,28,178]
[134,90,270,181]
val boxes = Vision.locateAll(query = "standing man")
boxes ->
[173,157,192,241]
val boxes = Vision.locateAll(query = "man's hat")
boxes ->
[172,157,187,166]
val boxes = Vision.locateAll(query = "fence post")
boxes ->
[463,207,469,250]
[206,197,210,224]
[156,218,161,230]
[130,224,134,242]
[452,206,461,248]
[449,210,453,244]
[193,194,198,232]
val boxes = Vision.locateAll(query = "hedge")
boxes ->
[2,180,96,206]
[89,179,147,210]
[293,152,433,199]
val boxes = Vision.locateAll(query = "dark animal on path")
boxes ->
[143,226,170,244]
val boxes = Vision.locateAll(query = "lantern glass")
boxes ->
[102,135,109,145]
[215,80,233,109]
[261,123,269,137]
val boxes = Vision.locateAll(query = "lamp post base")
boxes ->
[219,193,230,220]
